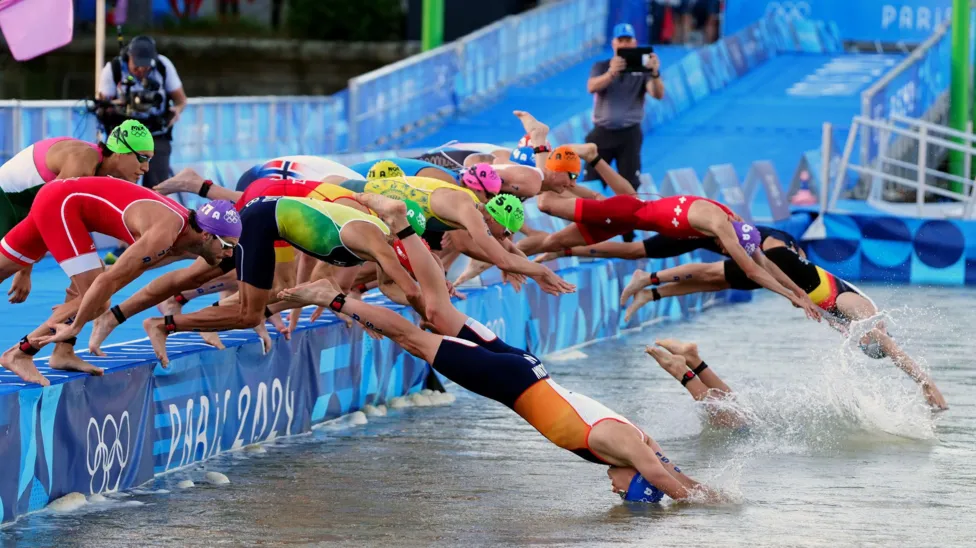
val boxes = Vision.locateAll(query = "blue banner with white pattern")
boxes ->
[724,0,952,43]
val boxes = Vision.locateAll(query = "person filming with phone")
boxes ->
[584,23,665,206]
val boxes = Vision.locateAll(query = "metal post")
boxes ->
[916,125,928,217]
[95,0,105,95]
[820,122,832,216]
[948,0,971,191]
[965,120,974,193]
[422,0,445,51]
[830,118,860,211]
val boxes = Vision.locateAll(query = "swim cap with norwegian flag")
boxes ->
[195,200,243,239]
[732,221,759,255]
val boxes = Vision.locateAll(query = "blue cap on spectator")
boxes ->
[613,23,636,40]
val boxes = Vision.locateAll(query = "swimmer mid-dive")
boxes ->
[276,203,725,504]
[619,237,949,410]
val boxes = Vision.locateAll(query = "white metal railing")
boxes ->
[823,114,976,219]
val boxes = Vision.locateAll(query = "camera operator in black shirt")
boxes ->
[97,36,187,189]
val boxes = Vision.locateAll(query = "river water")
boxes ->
[3,284,974,547]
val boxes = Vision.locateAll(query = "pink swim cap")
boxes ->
[461,163,502,194]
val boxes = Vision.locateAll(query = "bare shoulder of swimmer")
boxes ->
[463,153,496,168]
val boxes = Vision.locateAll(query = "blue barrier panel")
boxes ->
[724,0,952,43]
[863,22,950,165]
[0,254,745,525]
[804,213,976,286]
[703,164,752,223]
[744,160,790,223]
[660,168,705,197]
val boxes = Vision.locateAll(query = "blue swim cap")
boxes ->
[624,473,664,503]
[509,146,536,167]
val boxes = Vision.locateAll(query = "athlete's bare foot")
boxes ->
[0,346,49,386]
[48,344,104,376]
[352,193,407,229]
[624,288,656,323]
[620,269,651,307]
[87,310,120,357]
[254,323,273,354]
[199,331,225,350]
[513,110,549,144]
[278,278,341,308]
[157,296,183,316]
[655,339,702,368]
[645,346,690,381]
[143,318,171,367]
[570,143,598,163]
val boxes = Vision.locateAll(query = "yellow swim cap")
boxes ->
[367,160,403,181]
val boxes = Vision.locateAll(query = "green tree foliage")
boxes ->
[287,0,405,41]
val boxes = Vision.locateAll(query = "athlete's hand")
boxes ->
[310,306,327,323]
[570,143,598,163]
[446,279,466,300]
[792,295,822,322]
[33,323,80,347]
[7,269,31,303]
[534,268,577,295]
[267,312,291,340]
[503,271,526,292]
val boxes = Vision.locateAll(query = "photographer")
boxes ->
[97,36,187,189]
[584,23,665,196]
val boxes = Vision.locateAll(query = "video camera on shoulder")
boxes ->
[87,32,173,136]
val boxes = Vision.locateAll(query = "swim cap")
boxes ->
[195,199,243,239]
[461,163,502,194]
[732,221,760,255]
[545,145,581,176]
[106,120,153,154]
[858,334,889,360]
[484,193,524,234]
[403,199,427,236]
[393,237,432,276]
[368,160,403,181]
[624,473,664,503]
[509,146,536,167]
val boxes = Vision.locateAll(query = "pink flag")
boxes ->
[0,0,74,61]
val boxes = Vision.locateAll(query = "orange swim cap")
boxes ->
[545,146,581,176]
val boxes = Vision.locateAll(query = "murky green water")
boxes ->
[3,285,974,547]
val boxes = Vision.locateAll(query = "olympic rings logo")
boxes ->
[764,2,811,21]
[86,411,131,495]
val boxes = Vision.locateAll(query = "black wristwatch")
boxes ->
[649,70,661,79]
[532,145,551,154]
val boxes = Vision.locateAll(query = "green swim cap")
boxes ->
[106,120,154,155]
[368,160,403,181]
[485,193,524,234]
[403,199,427,236]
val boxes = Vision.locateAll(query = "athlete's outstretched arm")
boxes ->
[451,198,575,295]
[279,279,442,363]
[37,220,185,344]
[709,220,820,321]
[153,168,243,202]
[85,258,226,354]
[752,251,819,310]
[536,240,647,262]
